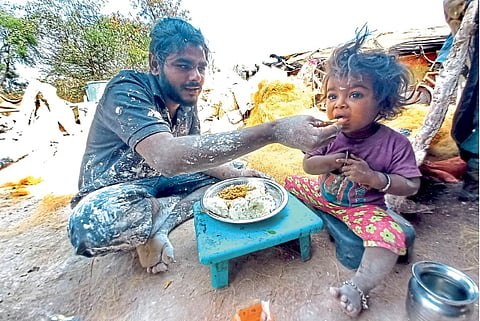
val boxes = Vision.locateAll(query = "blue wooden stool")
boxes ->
[193,193,324,289]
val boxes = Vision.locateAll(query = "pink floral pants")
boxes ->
[284,175,406,255]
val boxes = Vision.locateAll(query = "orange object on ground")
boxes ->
[232,301,273,321]
[1,176,43,197]
[1,176,43,187]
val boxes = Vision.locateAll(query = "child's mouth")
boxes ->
[335,116,347,124]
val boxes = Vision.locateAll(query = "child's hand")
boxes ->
[336,153,376,187]
[330,152,349,174]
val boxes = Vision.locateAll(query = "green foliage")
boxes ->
[131,0,190,23]
[53,16,149,80]
[50,15,151,102]
[52,77,86,103]
[0,9,39,93]
[1,0,189,101]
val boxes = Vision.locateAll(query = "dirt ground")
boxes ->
[0,127,479,321]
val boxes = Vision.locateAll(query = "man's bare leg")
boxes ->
[329,247,398,317]
[136,186,211,273]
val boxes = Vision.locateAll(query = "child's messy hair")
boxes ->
[322,24,411,120]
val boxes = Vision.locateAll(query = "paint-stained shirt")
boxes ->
[307,124,421,208]
[72,70,200,206]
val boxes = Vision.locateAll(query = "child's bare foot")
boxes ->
[329,248,398,317]
[329,281,367,317]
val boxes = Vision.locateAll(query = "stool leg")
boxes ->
[299,235,312,261]
[210,260,229,289]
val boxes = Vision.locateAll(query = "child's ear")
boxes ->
[149,53,160,75]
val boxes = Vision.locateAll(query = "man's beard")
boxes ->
[159,70,199,106]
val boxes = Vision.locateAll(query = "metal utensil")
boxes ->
[201,177,288,224]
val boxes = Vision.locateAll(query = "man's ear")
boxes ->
[149,53,160,75]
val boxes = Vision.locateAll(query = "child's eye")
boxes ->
[327,93,337,100]
[350,92,363,99]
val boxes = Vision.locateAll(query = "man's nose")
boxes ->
[188,67,203,81]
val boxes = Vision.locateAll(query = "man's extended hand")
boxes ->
[272,115,342,152]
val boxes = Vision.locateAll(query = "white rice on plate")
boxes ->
[205,181,277,220]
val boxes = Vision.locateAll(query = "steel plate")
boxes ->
[200,177,288,224]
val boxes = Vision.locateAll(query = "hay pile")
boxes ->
[244,80,316,184]
[383,104,458,161]
[246,144,313,184]
[245,79,313,127]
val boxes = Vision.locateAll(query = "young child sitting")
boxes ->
[284,26,421,317]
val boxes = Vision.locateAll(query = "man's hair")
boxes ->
[323,25,411,120]
[149,17,210,65]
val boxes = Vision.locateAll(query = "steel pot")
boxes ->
[406,261,479,321]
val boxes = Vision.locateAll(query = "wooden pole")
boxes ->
[412,0,478,165]
[386,0,478,213]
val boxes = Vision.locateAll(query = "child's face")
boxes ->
[325,76,379,134]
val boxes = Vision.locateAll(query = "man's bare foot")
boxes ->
[136,232,175,273]
[329,282,365,317]
[136,186,211,274]
[136,196,179,273]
